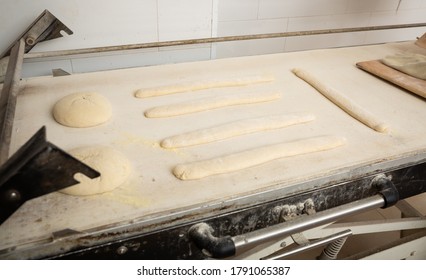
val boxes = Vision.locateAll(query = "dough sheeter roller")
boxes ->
[1,12,426,259]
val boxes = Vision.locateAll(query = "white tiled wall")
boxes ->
[158,0,213,41]
[216,0,426,57]
[0,0,425,78]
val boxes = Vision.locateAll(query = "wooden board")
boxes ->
[416,33,426,49]
[356,60,426,99]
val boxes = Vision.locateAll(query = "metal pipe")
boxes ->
[263,229,352,260]
[232,195,385,255]
[24,22,426,59]
[0,39,25,164]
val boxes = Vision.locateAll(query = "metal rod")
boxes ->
[0,39,25,164]
[233,194,385,255]
[0,10,73,59]
[263,229,352,260]
[24,22,426,59]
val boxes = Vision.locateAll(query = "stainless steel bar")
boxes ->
[233,195,385,255]
[0,39,25,164]
[263,229,352,260]
[24,22,426,59]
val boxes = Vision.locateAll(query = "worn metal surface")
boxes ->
[230,195,384,255]
[0,39,25,164]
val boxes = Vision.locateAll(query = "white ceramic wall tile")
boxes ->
[2,0,423,78]
[369,9,426,25]
[0,1,78,53]
[345,0,400,13]
[285,33,365,52]
[22,60,73,78]
[397,0,426,10]
[157,47,212,64]
[329,13,372,29]
[24,47,210,77]
[287,13,370,34]
[363,27,425,45]
[258,0,347,19]
[217,0,259,21]
[70,47,211,73]
[217,18,288,36]
[215,38,285,58]
[362,9,426,45]
[158,43,212,52]
[211,0,219,37]
[158,0,213,41]
[35,0,157,52]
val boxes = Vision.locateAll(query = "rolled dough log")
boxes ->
[161,113,315,148]
[52,92,112,128]
[173,135,346,180]
[292,68,389,133]
[145,91,281,118]
[60,146,132,196]
[134,75,274,98]
[381,53,426,80]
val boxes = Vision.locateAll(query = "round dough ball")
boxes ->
[60,146,132,196]
[52,92,112,128]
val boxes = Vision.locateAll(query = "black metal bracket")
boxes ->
[372,174,400,208]
[0,126,100,225]
[188,223,236,259]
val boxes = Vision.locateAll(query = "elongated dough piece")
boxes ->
[292,68,389,133]
[145,91,281,118]
[173,135,345,180]
[161,113,315,148]
[135,75,274,98]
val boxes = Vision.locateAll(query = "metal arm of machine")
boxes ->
[189,175,399,259]
[262,229,353,260]
[0,39,25,164]
[0,11,96,226]
[0,10,73,59]
[0,10,73,164]
[0,126,100,226]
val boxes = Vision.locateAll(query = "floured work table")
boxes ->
[1,41,426,259]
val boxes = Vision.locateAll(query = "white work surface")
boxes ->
[1,41,426,251]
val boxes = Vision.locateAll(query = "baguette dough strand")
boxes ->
[292,68,389,133]
[161,113,315,148]
[145,91,281,118]
[173,135,346,180]
[135,75,274,98]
